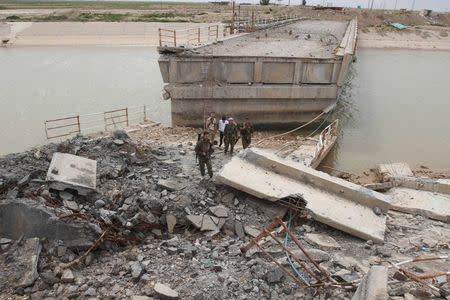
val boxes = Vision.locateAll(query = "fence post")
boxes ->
[77,115,81,134]
[125,108,129,127]
[44,121,49,139]
[173,30,177,47]
[158,28,162,47]
[143,105,147,122]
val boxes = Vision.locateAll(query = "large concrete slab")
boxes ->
[0,199,96,248]
[46,152,97,196]
[385,188,450,222]
[217,148,390,243]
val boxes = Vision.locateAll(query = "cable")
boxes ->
[284,210,309,285]
[254,111,326,146]
[274,112,331,155]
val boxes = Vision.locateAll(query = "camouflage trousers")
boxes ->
[224,138,237,155]
[198,155,213,178]
[242,135,251,149]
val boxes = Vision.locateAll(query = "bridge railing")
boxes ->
[44,105,150,140]
[158,24,221,48]
[45,115,81,139]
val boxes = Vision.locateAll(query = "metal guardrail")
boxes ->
[45,115,81,139]
[104,108,128,131]
[44,105,149,140]
[233,14,302,33]
[158,24,221,48]
[314,119,339,160]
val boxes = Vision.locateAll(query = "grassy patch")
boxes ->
[37,14,69,21]
[0,1,206,10]
[76,13,128,22]
[5,15,21,21]
[139,12,178,19]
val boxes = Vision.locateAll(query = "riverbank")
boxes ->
[359,26,450,50]
[1,21,449,49]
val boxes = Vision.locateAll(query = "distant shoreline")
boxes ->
[1,22,449,50]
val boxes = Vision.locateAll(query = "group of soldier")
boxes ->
[194,112,254,179]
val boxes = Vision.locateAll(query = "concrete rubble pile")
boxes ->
[0,129,449,299]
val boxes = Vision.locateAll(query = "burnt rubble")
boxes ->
[0,129,449,299]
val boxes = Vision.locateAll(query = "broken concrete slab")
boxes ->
[351,266,388,300]
[385,188,450,222]
[209,205,229,218]
[304,233,341,250]
[157,179,187,192]
[0,199,96,248]
[61,269,75,283]
[154,282,179,299]
[244,226,260,238]
[201,215,219,232]
[235,221,245,239]
[63,199,80,212]
[186,214,223,232]
[186,215,203,229]
[378,163,413,182]
[0,238,41,291]
[217,148,391,243]
[46,152,97,196]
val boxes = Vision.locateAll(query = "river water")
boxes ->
[324,48,450,172]
[0,46,170,156]
[1,47,449,172]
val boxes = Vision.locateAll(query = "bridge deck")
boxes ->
[193,20,349,59]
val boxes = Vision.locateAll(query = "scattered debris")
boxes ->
[390,22,408,30]
[0,128,448,298]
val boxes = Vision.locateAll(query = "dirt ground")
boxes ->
[126,123,450,185]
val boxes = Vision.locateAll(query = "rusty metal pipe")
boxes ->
[278,218,335,283]
[265,229,320,284]
[254,241,307,288]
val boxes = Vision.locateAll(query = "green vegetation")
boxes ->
[38,14,69,21]
[0,1,207,10]
[5,15,20,20]
[77,13,128,22]
[2,11,193,23]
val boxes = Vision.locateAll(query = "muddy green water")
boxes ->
[0,46,170,156]
[323,48,450,172]
[1,47,449,172]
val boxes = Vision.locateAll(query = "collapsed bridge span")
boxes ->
[158,19,358,127]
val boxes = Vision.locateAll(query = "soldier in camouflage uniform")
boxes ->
[240,118,253,149]
[224,118,239,155]
[195,132,213,178]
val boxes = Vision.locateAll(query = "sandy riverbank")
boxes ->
[0,22,224,47]
[0,22,449,49]
[359,26,450,50]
